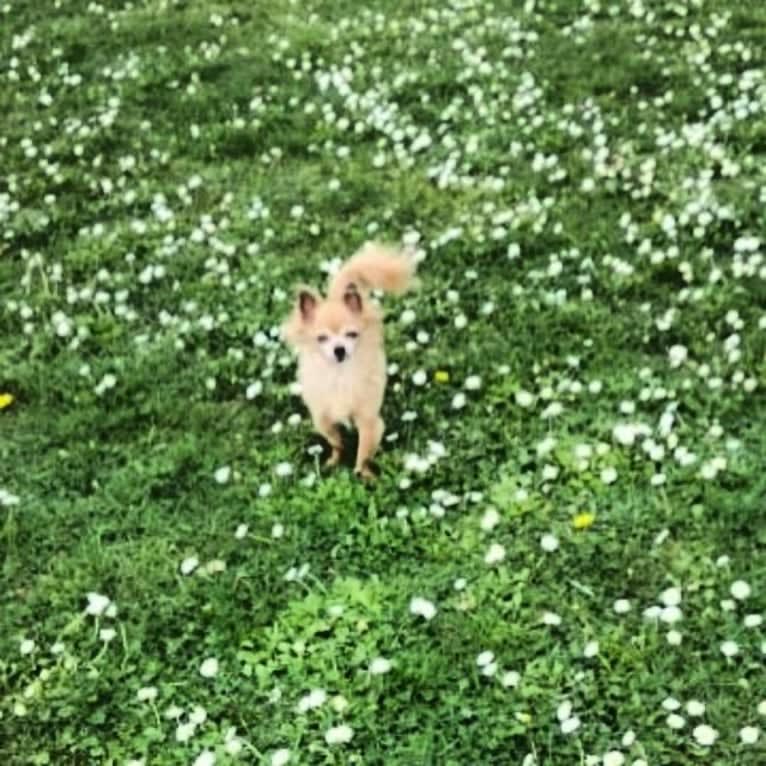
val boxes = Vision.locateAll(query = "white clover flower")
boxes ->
[583,640,599,658]
[176,721,197,742]
[325,724,354,745]
[720,640,739,657]
[189,706,207,725]
[465,375,482,391]
[516,390,535,407]
[199,658,219,678]
[692,724,718,746]
[666,713,685,730]
[613,599,631,614]
[540,533,559,552]
[224,735,243,756]
[235,524,248,539]
[602,751,625,766]
[99,628,116,643]
[136,686,158,702]
[19,639,35,655]
[480,508,500,531]
[561,716,581,735]
[452,392,467,409]
[667,630,682,646]
[484,542,506,565]
[476,651,495,668]
[214,466,231,484]
[331,694,348,713]
[272,523,285,538]
[613,423,638,446]
[740,726,760,745]
[369,657,392,675]
[668,345,688,368]
[600,467,618,484]
[192,750,216,766]
[556,700,572,722]
[541,402,563,419]
[542,611,562,626]
[501,670,520,688]
[412,370,427,386]
[85,592,112,616]
[686,700,705,717]
[409,597,437,620]
[245,381,262,399]
[537,437,557,456]
[744,614,763,628]
[180,557,199,576]
[271,749,291,766]
[730,580,751,600]
[0,489,20,506]
[297,688,326,713]
[660,605,682,624]
[660,587,682,607]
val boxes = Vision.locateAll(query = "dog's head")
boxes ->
[282,283,378,364]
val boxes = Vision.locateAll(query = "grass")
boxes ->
[2,0,766,764]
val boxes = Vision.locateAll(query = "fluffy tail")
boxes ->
[328,242,416,299]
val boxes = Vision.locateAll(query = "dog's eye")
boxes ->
[317,334,329,343]
[345,331,359,339]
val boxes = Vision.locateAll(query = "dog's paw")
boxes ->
[354,465,376,481]
[325,449,342,468]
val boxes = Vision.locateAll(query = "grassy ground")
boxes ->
[2,0,766,764]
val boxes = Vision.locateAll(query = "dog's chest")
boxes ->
[298,353,384,421]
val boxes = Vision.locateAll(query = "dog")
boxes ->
[282,242,416,479]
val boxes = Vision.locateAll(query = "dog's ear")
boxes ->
[343,283,362,314]
[297,287,318,321]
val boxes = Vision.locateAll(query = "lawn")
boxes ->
[1,0,766,764]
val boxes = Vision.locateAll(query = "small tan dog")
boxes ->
[282,242,416,479]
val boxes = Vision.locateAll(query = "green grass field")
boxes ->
[2,0,766,764]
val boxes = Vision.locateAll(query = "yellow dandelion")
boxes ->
[434,370,450,383]
[573,512,595,530]
[0,393,14,410]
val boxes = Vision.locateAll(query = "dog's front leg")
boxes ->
[354,416,384,480]
[313,413,343,467]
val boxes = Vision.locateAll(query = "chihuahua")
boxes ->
[282,242,416,479]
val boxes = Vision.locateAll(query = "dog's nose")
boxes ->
[334,346,346,362]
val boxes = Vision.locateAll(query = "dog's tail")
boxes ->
[328,242,416,300]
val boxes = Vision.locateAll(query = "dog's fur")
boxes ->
[282,242,416,478]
